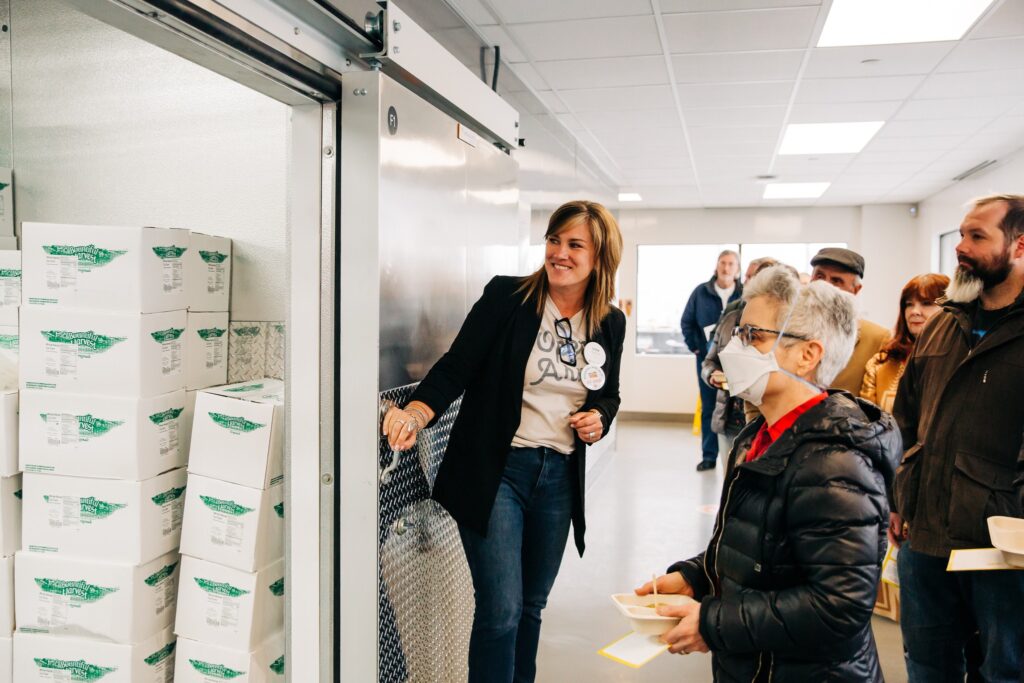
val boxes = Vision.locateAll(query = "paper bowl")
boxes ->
[988,516,1024,568]
[611,593,697,635]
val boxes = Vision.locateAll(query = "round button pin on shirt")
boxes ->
[581,364,606,390]
[583,342,606,367]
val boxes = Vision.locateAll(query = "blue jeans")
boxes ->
[695,354,718,463]
[459,447,573,683]
[898,541,1024,683]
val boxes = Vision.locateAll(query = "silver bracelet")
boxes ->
[406,406,428,430]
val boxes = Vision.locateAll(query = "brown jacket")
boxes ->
[892,292,1024,557]
[860,354,907,414]
[832,319,889,395]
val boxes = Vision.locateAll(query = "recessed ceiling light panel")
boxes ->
[618,192,643,202]
[763,182,831,199]
[818,0,994,47]
[779,122,885,155]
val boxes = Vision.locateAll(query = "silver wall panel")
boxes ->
[10,0,289,319]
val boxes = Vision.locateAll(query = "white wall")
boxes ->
[607,204,920,415]
[917,147,1024,274]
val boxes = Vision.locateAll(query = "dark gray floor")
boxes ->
[537,420,908,682]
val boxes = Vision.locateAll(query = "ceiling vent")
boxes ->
[952,159,998,182]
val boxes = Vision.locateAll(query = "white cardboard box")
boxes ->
[175,632,284,683]
[0,475,21,557]
[227,323,267,383]
[0,635,10,683]
[186,312,229,390]
[180,475,283,572]
[0,556,12,635]
[19,390,187,480]
[16,550,179,643]
[175,556,283,651]
[14,627,176,683]
[0,239,13,250]
[188,380,284,489]
[182,390,198,461]
[0,392,16,476]
[186,233,231,313]
[0,308,17,391]
[20,223,189,312]
[0,252,19,308]
[22,469,187,564]
[19,307,187,397]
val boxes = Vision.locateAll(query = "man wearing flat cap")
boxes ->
[810,247,889,394]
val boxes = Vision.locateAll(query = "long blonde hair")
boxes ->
[518,200,623,338]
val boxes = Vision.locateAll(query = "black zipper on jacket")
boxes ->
[705,469,742,596]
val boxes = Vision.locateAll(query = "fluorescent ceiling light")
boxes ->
[618,192,642,202]
[779,122,884,155]
[818,0,994,47]
[763,182,830,199]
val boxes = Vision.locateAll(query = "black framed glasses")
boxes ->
[732,323,810,347]
[554,317,577,367]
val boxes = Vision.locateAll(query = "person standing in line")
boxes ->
[382,201,625,683]
[809,247,890,393]
[682,249,741,471]
[892,194,1024,683]
[860,273,949,413]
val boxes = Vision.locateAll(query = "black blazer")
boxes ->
[410,275,626,555]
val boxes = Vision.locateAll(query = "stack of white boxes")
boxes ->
[0,248,21,683]
[13,223,211,682]
[175,378,285,682]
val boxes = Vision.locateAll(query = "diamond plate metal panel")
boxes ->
[379,384,471,683]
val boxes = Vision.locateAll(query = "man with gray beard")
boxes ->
[891,194,1024,683]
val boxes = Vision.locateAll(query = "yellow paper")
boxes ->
[598,632,669,668]
[946,548,1017,572]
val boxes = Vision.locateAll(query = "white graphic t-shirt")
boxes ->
[512,298,589,455]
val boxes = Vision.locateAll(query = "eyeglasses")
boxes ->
[554,317,577,367]
[732,323,809,347]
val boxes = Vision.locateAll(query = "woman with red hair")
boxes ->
[861,273,950,413]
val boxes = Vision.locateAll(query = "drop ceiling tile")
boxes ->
[974,115,1024,135]
[672,50,804,83]
[688,125,780,142]
[452,0,500,26]
[509,16,660,61]
[488,0,651,24]
[621,169,697,184]
[876,118,993,138]
[938,36,1024,73]
[600,137,688,157]
[534,56,669,89]
[686,105,788,126]
[864,135,967,153]
[662,7,819,53]
[478,26,527,62]
[916,70,1024,98]
[804,42,955,79]
[556,85,676,112]
[573,108,680,130]
[968,0,1024,39]
[555,113,584,131]
[689,138,777,156]
[661,0,821,10]
[787,100,904,123]
[853,150,950,166]
[509,62,549,90]
[895,96,1024,120]
[795,75,925,103]
[678,81,795,107]
[618,156,695,170]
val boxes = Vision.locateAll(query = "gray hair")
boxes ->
[743,266,858,386]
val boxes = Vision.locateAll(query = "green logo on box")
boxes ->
[0,334,18,350]
[45,495,126,521]
[14,489,22,500]
[224,383,263,393]
[197,327,226,341]
[274,502,284,519]
[0,268,20,278]
[195,578,249,598]
[209,412,265,433]
[35,578,118,603]
[33,657,117,681]
[144,641,176,666]
[189,660,245,679]
[269,577,284,597]
[200,496,254,516]
[42,244,126,269]
[152,246,187,260]
[151,486,186,506]
[234,326,262,337]
[39,413,124,439]
[144,562,179,587]
[150,328,184,343]
[41,330,126,353]
[270,655,285,675]
[199,250,228,264]
[148,408,184,425]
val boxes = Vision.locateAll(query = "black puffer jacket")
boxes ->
[670,392,901,682]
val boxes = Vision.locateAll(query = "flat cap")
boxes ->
[810,247,865,278]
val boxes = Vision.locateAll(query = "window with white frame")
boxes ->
[939,230,958,277]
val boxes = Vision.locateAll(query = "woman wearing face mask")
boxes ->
[860,273,950,413]
[382,201,625,683]
[635,266,901,682]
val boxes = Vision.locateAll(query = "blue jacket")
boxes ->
[681,276,742,356]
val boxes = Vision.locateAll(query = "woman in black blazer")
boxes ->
[383,200,625,683]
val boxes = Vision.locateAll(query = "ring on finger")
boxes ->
[588,431,596,439]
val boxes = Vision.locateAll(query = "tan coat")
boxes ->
[831,319,890,395]
[860,354,907,413]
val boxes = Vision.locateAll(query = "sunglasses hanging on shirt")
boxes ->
[554,317,577,367]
